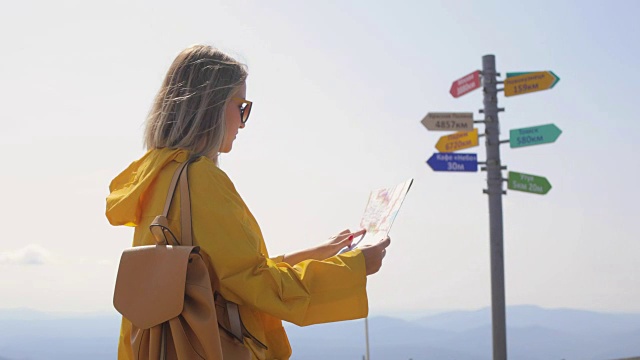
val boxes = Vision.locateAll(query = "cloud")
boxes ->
[0,245,53,265]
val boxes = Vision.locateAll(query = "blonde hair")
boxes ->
[144,45,248,162]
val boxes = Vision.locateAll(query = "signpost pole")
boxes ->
[364,317,370,360]
[429,55,560,360]
[482,54,507,360]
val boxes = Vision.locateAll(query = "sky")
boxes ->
[1,0,639,317]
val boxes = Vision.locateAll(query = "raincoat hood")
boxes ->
[106,148,192,227]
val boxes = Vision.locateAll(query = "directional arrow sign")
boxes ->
[510,124,562,148]
[421,112,474,131]
[435,128,479,152]
[427,153,477,172]
[508,171,552,195]
[450,70,481,98]
[504,71,560,97]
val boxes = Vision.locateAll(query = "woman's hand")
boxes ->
[360,237,391,275]
[317,229,366,260]
[280,229,366,265]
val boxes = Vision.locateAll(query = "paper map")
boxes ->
[344,178,413,252]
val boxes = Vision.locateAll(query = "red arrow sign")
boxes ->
[450,70,481,98]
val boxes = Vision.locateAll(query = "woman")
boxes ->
[106,44,390,359]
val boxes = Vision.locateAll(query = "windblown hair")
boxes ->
[144,45,248,162]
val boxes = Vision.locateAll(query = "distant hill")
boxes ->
[0,308,120,360]
[416,305,640,334]
[0,306,638,360]
[284,305,640,360]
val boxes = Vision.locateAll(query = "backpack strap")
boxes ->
[150,158,196,246]
[178,159,193,247]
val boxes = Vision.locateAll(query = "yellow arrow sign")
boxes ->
[504,71,560,97]
[435,128,479,152]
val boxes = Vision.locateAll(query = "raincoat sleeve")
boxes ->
[189,163,368,326]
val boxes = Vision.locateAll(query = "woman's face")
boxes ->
[220,82,247,153]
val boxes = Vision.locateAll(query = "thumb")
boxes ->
[377,237,391,249]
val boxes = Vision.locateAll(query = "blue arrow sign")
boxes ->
[427,153,478,172]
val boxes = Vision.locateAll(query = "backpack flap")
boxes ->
[113,244,200,329]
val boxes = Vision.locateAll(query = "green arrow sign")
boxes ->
[508,171,552,195]
[510,124,562,148]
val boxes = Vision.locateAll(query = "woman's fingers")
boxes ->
[325,229,374,259]
[337,229,351,236]
[377,236,391,249]
[361,236,391,275]
[335,229,366,240]
[331,229,367,246]
[351,229,366,238]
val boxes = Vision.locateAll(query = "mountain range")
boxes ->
[0,305,638,360]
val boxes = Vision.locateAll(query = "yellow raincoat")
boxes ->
[106,148,368,359]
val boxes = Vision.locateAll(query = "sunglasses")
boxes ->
[232,97,253,124]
